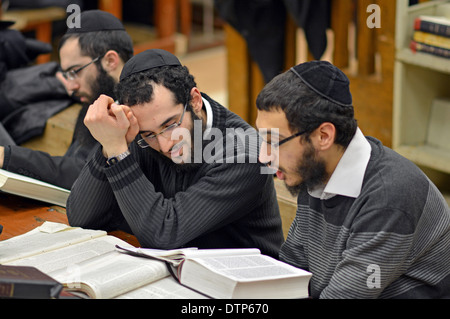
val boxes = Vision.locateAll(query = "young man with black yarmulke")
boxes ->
[255,60,450,298]
[66,49,284,258]
[0,10,133,190]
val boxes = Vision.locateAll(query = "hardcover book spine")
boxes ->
[0,265,63,299]
[410,40,450,59]
[414,18,450,38]
[413,31,450,50]
[0,283,14,298]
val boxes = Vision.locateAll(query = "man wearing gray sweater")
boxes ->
[256,61,450,298]
[66,49,284,258]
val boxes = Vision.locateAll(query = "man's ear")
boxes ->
[314,122,336,151]
[189,87,203,113]
[101,50,121,73]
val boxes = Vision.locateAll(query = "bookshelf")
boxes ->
[394,0,450,202]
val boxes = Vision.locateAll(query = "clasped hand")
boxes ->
[84,95,139,158]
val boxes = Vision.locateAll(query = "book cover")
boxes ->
[413,31,450,50]
[410,40,450,59]
[0,169,70,207]
[414,15,450,38]
[0,265,63,299]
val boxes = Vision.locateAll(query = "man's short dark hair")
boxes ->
[115,65,197,108]
[58,30,134,64]
[256,70,358,148]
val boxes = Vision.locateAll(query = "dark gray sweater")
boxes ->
[280,137,450,298]
[66,94,284,258]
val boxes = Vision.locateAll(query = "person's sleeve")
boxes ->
[67,147,273,249]
[4,145,90,190]
[66,145,120,230]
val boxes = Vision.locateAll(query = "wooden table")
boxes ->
[0,193,139,247]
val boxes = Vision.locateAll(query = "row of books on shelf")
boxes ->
[411,15,450,59]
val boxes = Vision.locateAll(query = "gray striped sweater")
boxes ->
[280,137,450,299]
[66,94,284,258]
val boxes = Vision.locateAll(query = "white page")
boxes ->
[0,223,106,264]
[190,254,310,282]
[50,251,170,299]
[0,169,69,191]
[0,169,70,206]
[117,246,260,266]
[115,276,207,299]
[6,235,133,273]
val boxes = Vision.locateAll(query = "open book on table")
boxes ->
[0,169,70,207]
[0,222,205,299]
[116,245,312,299]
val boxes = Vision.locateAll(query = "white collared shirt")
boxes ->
[202,97,213,139]
[308,128,371,200]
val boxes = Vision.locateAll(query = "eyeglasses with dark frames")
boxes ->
[136,102,188,149]
[61,54,105,81]
[261,130,307,149]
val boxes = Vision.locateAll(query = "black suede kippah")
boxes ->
[290,61,352,107]
[0,20,15,30]
[120,49,181,81]
[65,10,125,34]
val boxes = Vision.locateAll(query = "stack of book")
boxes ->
[410,15,450,59]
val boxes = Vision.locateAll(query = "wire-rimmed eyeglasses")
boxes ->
[61,54,105,81]
[136,102,188,149]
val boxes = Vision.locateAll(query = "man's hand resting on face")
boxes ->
[84,94,139,158]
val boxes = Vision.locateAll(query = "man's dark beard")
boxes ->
[90,67,117,102]
[74,67,117,148]
[285,142,328,196]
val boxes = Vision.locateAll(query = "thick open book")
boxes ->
[0,169,70,207]
[0,222,205,299]
[117,246,312,299]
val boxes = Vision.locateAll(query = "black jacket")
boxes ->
[215,0,330,83]
[3,104,97,190]
[0,62,73,144]
[0,28,94,190]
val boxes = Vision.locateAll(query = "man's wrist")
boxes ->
[106,149,131,166]
[102,142,129,159]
